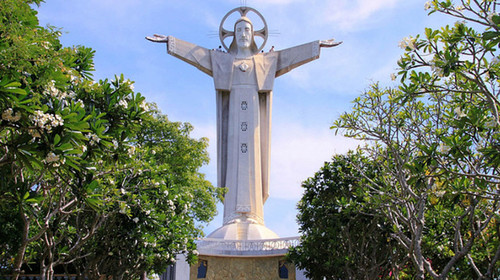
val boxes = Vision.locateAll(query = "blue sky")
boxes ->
[36,0,453,237]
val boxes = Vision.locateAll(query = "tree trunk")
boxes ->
[12,210,30,280]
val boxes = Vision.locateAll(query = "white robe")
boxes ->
[166,36,321,225]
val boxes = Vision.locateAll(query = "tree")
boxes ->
[288,152,406,280]
[0,1,222,279]
[332,1,500,278]
[66,110,222,279]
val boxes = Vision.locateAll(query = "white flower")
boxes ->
[139,100,149,111]
[424,1,432,10]
[28,129,41,138]
[145,210,151,215]
[108,252,113,256]
[488,13,498,25]
[31,110,64,131]
[45,152,60,163]
[454,107,466,118]
[41,41,52,50]
[399,36,417,50]
[163,190,169,196]
[120,188,126,194]
[192,250,199,256]
[435,190,446,197]
[147,274,160,280]
[484,119,498,129]
[151,150,156,155]
[128,146,136,156]
[439,143,451,154]
[132,217,139,223]
[112,139,119,149]
[430,64,444,77]
[2,108,21,122]
[87,133,100,145]
[118,99,128,109]
[76,99,85,108]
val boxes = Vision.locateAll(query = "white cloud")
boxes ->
[269,123,361,200]
[322,0,400,30]
[190,120,361,201]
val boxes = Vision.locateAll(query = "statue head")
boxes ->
[229,16,258,55]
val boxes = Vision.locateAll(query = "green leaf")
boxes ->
[54,134,61,146]
[26,196,44,204]
[56,142,73,152]
[483,31,500,40]
[492,15,500,25]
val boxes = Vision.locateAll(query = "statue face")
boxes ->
[235,21,252,49]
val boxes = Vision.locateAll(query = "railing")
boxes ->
[196,236,300,256]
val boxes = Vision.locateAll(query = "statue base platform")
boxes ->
[206,222,279,240]
[189,236,302,279]
[190,255,297,279]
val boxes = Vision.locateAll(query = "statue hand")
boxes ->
[320,38,342,48]
[146,34,169,43]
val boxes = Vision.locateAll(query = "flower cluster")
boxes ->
[125,79,134,91]
[399,36,417,50]
[118,99,128,109]
[484,118,498,129]
[487,13,498,25]
[127,146,136,157]
[44,80,75,99]
[424,1,432,10]
[2,108,21,122]
[139,100,149,111]
[454,107,466,118]
[31,110,64,131]
[44,152,65,167]
[45,152,59,163]
[439,143,451,154]
[86,133,100,145]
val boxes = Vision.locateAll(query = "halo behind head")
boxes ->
[219,6,268,53]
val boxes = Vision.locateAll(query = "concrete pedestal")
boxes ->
[190,237,300,280]
[190,255,295,280]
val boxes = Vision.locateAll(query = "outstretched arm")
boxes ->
[275,39,341,77]
[146,34,213,76]
[146,34,169,43]
[320,38,342,48]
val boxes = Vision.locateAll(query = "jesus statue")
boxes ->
[147,6,340,240]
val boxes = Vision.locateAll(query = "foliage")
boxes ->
[0,0,222,279]
[332,1,500,279]
[288,152,405,280]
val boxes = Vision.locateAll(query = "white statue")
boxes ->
[147,7,340,239]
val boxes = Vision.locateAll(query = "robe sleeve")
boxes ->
[275,40,320,77]
[167,36,213,76]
